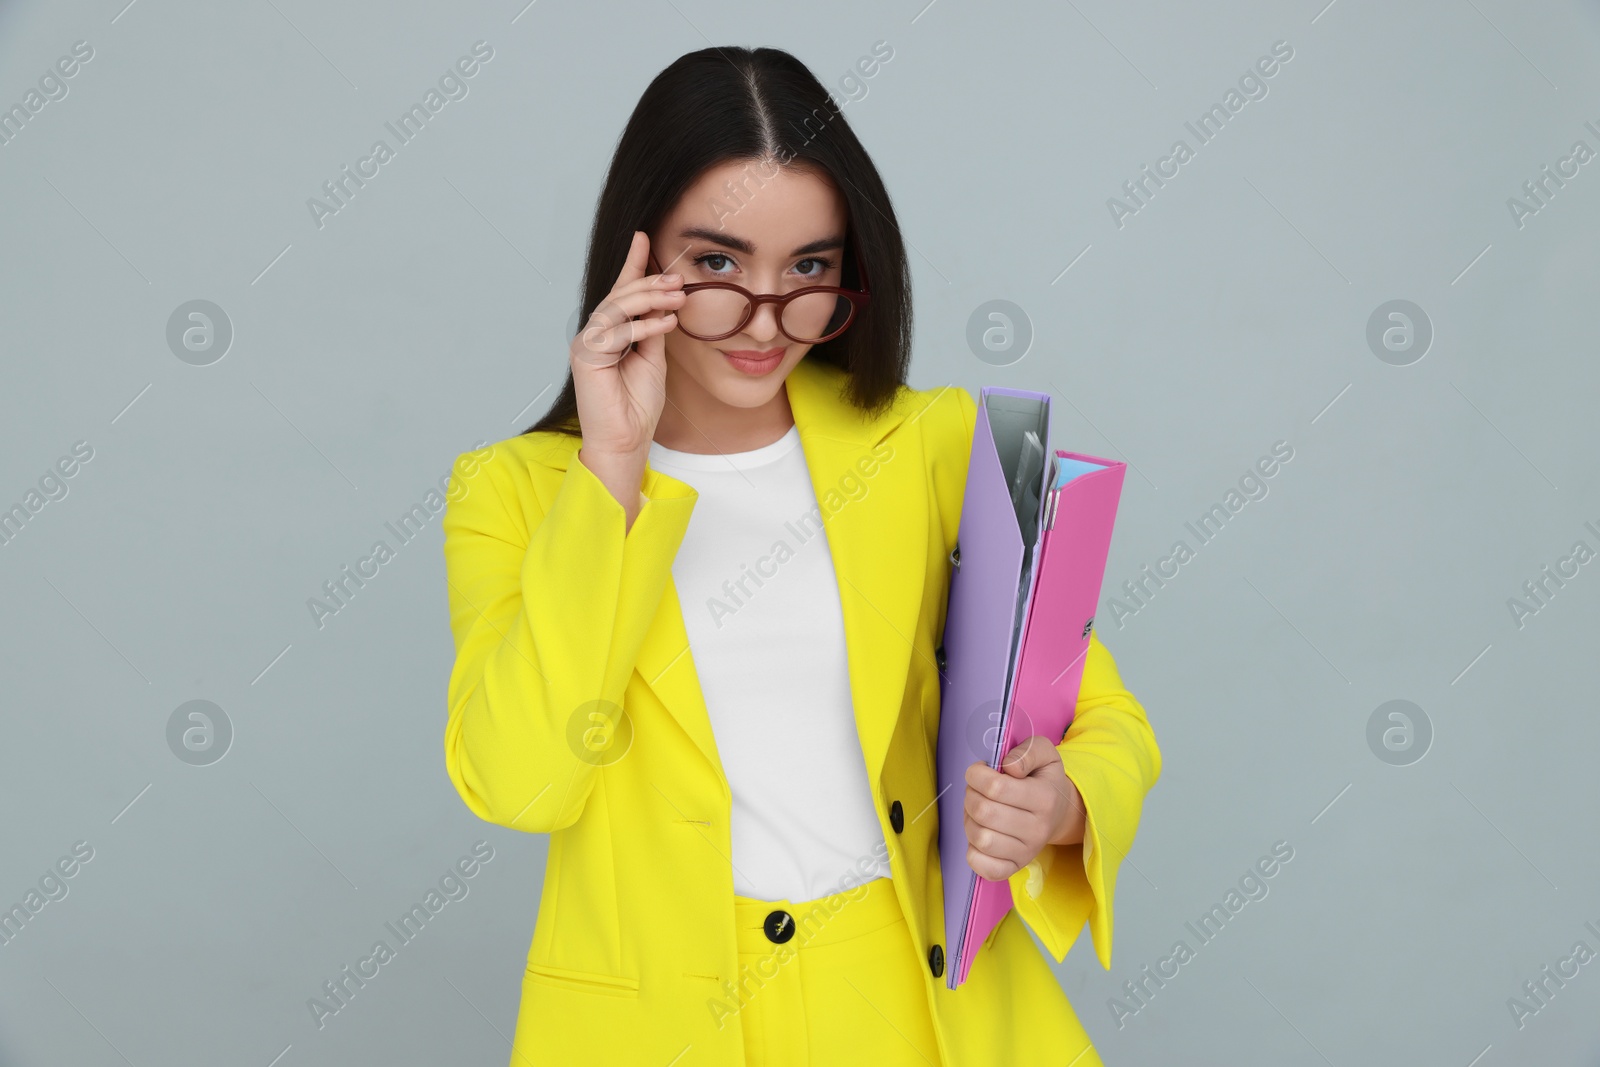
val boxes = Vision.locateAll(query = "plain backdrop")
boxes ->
[2,0,1599,1064]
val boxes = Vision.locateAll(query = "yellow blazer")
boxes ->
[441,356,1162,1066]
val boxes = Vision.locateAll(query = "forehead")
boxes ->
[662,159,847,250]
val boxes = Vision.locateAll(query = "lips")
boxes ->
[720,347,786,376]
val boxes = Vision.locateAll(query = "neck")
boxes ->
[653,364,796,454]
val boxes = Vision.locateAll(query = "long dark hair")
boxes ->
[523,45,912,438]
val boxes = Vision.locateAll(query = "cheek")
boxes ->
[662,333,729,395]
[663,329,714,368]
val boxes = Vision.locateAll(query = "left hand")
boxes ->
[964,736,1085,882]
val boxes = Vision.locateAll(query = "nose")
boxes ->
[742,298,781,344]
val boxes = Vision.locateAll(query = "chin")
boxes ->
[679,343,808,405]
[706,370,788,408]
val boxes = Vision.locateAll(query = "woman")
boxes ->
[441,45,1161,1066]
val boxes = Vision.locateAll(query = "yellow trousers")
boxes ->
[727,876,943,1066]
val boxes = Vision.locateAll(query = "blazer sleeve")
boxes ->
[1007,631,1161,969]
[441,440,696,833]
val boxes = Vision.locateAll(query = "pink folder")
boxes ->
[935,387,1126,989]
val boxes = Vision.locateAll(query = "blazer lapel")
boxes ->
[781,360,928,794]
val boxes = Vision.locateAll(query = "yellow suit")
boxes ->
[441,356,1162,1066]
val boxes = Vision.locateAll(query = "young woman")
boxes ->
[441,46,1161,1067]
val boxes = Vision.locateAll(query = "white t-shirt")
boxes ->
[648,424,893,903]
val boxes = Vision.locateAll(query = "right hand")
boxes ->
[570,230,685,460]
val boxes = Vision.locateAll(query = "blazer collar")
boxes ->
[536,356,930,795]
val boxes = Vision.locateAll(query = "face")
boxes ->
[649,158,850,423]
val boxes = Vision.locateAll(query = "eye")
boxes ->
[792,256,835,279]
[693,252,736,274]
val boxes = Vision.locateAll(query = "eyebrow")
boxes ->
[679,227,846,257]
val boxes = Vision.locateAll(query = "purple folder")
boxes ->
[935,387,1127,989]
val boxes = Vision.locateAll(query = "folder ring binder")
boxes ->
[949,544,961,569]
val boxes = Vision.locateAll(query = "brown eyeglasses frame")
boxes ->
[645,245,872,344]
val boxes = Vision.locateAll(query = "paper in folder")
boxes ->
[934,386,1127,989]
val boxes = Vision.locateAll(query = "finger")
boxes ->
[592,283,684,334]
[578,303,666,348]
[633,294,682,356]
[964,760,1017,804]
[573,316,644,367]
[613,230,652,288]
[588,287,685,329]
[965,815,1029,878]
[964,785,1037,841]
[999,736,1062,778]
[967,843,1024,882]
[599,272,684,311]
[967,849,1017,883]
[581,313,678,356]
[631,319,668,365]
[965,811,1029,861]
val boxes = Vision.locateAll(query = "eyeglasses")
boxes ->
[646,247,871,345]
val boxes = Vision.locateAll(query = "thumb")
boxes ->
[999,735,1061,779]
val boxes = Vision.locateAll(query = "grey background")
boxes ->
[2,0,1598,1064]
